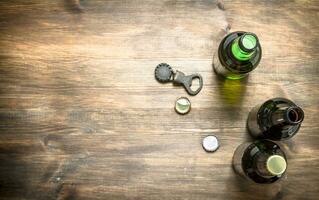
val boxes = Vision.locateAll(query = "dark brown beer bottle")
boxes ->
[247,98,304,140]
[233,140,287,184]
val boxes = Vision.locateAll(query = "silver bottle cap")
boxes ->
[202,135,219,152]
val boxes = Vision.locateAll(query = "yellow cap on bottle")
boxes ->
[266,155,287,176]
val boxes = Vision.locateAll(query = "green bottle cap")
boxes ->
[239,33,258,52]
[231,32,259,61]
[266,155,287,176]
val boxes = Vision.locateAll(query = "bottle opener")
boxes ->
[155,63,203,96]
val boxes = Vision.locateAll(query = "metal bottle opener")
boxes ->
[155,63,203,96]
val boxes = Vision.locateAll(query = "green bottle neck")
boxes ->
[231,33,258,61]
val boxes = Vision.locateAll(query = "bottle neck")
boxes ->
[271,106,304,126]
[255,154,287,177]
[231,33,258,61]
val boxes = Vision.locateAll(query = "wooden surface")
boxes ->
[0,0,318,199]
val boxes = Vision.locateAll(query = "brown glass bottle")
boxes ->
[233,140,287,184]
[247,98,304,140]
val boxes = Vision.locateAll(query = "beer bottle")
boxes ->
[213,31,262,79]
[233,140,287,184]
[248,98,304,140]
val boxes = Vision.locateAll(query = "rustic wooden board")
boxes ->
[0,0,318,199]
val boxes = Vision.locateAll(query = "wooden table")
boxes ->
[0,0,318,199]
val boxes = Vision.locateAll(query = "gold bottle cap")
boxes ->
[266,155,287,176]
[175,97,191,115]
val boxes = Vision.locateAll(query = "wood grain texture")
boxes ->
[0,0,318,199]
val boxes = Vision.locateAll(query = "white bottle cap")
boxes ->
[202,135,219,152]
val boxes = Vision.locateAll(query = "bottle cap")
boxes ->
[239,33,258,53]
[155,63,173,82]
[266,155,287,176]
[202,135,219,152]
[175,97,191,115]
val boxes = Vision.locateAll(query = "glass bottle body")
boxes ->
[233,140,287,184]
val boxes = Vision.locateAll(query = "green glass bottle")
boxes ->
[233,140,287,184]
[213,31,262,79]
[247,98,304,140]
